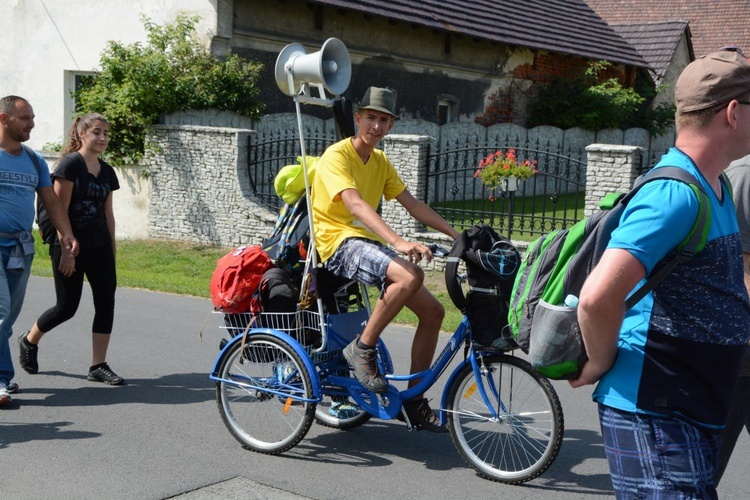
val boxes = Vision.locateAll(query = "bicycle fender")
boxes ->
[210,328,322,399]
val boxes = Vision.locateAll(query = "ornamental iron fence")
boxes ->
[426,134,587,239]
[247,128,335,210]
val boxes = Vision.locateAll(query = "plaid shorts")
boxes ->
[324,238,397,292]
[598,404,720,499]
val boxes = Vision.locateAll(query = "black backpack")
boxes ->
[445,224,521,350]
[258,267,300,313]
[22,145,57,245]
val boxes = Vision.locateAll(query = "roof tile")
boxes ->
[585,0,750,58]
[610,21,690,83]
[309,0,649,67]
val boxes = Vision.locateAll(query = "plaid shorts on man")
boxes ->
[324,237,397,292]
[599,404,720,499]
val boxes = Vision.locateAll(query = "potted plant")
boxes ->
[474,148,537,198]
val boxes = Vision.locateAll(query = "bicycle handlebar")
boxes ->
[428,244,451,258]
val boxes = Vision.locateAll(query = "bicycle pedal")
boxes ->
[219,338,228,350]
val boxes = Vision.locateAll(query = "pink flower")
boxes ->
[476,149,538,195]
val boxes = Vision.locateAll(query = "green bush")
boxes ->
[526,61,675,135]
[75,15,265,165]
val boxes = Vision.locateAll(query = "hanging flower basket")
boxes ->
[474,149,537,199]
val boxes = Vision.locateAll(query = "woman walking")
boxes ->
[18,113,123,385]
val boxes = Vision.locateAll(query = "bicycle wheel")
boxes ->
[446,354,564,484]
[215,333,315,454]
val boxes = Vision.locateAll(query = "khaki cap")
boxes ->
[676,49,750,113]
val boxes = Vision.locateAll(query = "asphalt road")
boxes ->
[2,276,748,499]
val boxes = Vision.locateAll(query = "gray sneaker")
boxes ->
[342,338,388,393]
[328,400,361,419]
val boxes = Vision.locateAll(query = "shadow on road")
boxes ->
[0,421,100,448]
[6,372,214,408]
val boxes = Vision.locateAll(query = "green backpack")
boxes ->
[508,167,722,380]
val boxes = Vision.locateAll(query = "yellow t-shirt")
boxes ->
[311,138,406,262]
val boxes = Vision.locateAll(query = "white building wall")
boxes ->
[0,0,218,150]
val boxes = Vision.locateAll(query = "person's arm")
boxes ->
[37,183,79,268]
[51,178,78,276]
[395,189,460,240]
[569,248,646,388]
[339,187,434,263]
[104,192,116,259]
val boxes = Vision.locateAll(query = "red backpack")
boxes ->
[210,245,273,313]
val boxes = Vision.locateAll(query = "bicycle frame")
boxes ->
[317,313,511,426]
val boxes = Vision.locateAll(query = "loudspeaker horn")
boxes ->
[274,38,351,97]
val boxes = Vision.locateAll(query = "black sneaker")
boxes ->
[398,398,448,433]
[88,363,125,385]
[342,338,388,393]
[18,331,39,374]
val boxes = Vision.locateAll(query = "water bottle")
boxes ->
[564,294,579,308]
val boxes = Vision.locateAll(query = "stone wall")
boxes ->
[584,144,643,216]
[144,126,644,274]
[145,125,453,253]
[147,125,278,247]
[165,109,675,169]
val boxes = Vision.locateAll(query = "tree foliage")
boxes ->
[75,15,265,165]
[526,61,675,135]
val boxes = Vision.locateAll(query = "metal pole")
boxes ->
[508,191,515,240]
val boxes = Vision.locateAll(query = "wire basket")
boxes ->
[220,309,322,349]
[216,306,369,365]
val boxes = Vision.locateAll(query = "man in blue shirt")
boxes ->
[571,49,750,497]
[0,95,78,405]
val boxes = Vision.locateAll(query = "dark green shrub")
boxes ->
[526,61,674,135]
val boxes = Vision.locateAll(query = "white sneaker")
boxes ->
[0,383,11,405]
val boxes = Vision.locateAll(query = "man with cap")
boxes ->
[569,48,750,497]
[311,86,459,432]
